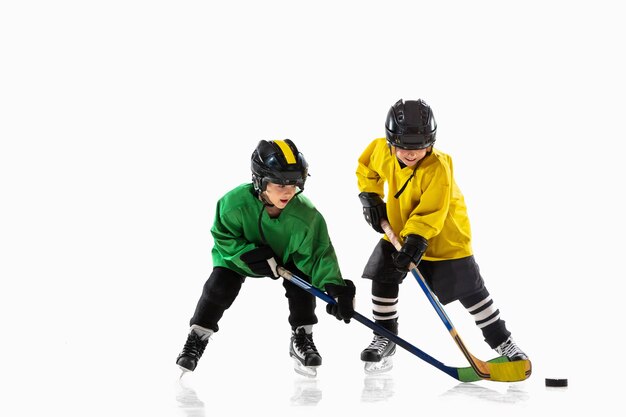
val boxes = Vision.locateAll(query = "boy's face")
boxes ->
[264,182,298,209]
[395,146,430,167]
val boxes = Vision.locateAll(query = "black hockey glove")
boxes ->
[240,246,280,279]
[359,192,387,234]
[392,234,428,273]
[324,280,356,323]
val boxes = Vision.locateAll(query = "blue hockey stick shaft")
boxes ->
[277,266,467,381]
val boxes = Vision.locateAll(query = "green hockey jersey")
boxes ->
[210,183,344,289]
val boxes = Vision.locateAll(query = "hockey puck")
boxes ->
[545,378,568,387]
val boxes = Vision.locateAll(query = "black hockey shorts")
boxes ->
[362,239,408,284]
[362,239,485,305]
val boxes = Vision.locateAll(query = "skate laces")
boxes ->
[293,329,319,355]
[182,331,208,359]
[366,335,390,354]
[495,337,527,360]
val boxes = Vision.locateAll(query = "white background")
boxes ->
[1,1,624,416]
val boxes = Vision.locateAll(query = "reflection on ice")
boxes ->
[290,377,322,406]
[361,374,395,402]
[441,382,530,404]
[176,381,205,417]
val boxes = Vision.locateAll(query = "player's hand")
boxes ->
[392,234,428,272]
[240,246,280,279]
[359,192,387,233]
[325,280,356,323]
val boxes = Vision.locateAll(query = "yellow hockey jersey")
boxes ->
[356,138,473,261]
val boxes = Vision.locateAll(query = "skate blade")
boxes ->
[364,357,393,374]
[293,359,318,378]
[178,366,192,379]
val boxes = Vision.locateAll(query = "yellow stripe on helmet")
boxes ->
[273,140,297,164]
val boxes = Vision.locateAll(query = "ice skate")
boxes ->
[289,326,322,378]
[495,336,528,361]
[176,327,211,374]
[361,334,396,374]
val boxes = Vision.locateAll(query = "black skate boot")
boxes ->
[361,319,397,374]
[290,326,322,377]
[495,336,528,361]
[176,328,211,373]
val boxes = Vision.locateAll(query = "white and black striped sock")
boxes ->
[465,295,501,329]
[371,294,398,322]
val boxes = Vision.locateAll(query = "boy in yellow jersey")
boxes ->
[356,99,527,372]
[176,139,355,377]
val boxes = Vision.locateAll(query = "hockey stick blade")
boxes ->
[277,266,497,382]
[380,220,531,382]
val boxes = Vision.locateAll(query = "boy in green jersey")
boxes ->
[357,99,528,373]
[176,139,355,377]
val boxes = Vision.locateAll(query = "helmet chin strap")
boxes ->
[258,192,275,207]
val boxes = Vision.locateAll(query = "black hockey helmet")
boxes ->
[385,99,437,150]
[251,139,308,193]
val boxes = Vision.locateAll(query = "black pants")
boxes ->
[189,265,318,332]
[363,239,510,348]
[363,239,484,304]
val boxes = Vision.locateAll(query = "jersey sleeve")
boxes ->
[356,139,386,197]
[290,213,345,290]
[210,199,257,274]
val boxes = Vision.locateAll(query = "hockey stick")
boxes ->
[277,266,501,382]
[380,219,531,382]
